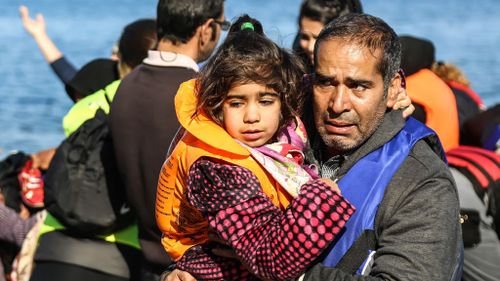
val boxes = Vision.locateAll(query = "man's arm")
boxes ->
[305,148,461,280]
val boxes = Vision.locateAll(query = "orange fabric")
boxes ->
[155,79,292,261]
[406,69,459,151]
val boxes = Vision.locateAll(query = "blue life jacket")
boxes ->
[321,117,461,277]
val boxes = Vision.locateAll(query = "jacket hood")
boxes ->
[174,79,250,156]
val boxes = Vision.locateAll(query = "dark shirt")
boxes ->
[109,63,196,268]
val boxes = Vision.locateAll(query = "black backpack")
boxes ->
[44,108,133,236]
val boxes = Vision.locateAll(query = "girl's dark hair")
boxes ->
[118,19,157,69]
[197,14,306,133]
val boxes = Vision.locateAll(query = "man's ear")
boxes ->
[198,18,215,46]
[386,72,402,108]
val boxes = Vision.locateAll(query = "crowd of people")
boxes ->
[1,0,499,281]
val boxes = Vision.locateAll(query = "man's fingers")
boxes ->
[163,269,197,281]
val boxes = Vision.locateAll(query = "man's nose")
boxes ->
[330,85,351,113]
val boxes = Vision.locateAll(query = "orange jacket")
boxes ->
[406,69,459,151]
[155,79,292,261]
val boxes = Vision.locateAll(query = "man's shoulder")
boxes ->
[405,139,450,177]
[380,139,457,216]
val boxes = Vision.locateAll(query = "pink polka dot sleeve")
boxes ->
[177,159,354,281]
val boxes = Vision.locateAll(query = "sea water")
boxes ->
[0,0,499,157]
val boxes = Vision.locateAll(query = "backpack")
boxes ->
[43,108,133,236]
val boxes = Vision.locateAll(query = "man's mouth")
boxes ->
[324,120,355,135]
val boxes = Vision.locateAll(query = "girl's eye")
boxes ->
[228,101,242,107]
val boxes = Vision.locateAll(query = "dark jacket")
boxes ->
[304,110,462,280]
[109,62,196,269]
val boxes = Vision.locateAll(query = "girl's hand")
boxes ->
[319,178,341,194]
[387,86,415,118]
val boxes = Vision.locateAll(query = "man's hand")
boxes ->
[161,269,197,281]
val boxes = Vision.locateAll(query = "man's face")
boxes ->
[312,38,396,156]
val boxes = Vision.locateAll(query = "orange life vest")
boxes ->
[155,79,292,261]
[406,69,460,151]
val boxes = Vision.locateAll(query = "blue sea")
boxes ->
[0,0,499,158]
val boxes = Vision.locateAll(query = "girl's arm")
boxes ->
[180,159,354,281]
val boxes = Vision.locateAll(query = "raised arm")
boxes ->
[19,5,77,83]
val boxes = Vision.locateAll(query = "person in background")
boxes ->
[109,0,227,280]
[461,104,500,151]
[292,0,362,71]
[431,61,485,144]
[446,146,500,281]
[431,61,485,111]
[30,18,157,281]
[400,35,460,151]
[0,152,44,281]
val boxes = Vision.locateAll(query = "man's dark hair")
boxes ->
[299,0,362,26]
[197,14,306,134]
[314,13,402,93]
[156,0,224,44]
[118,19,157,69]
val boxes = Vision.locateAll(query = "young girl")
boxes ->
[156,15,354,280]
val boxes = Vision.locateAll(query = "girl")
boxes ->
[156,15,354,281]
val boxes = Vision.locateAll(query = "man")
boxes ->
[302,13,462,280]
[108,0,227,279]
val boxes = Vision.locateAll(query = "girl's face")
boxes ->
[299,17,325,65]
[223,82,281,147]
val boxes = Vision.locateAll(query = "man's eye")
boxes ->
[315,78,334,87]
[260,99,275,106]
[352,84,367,92]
